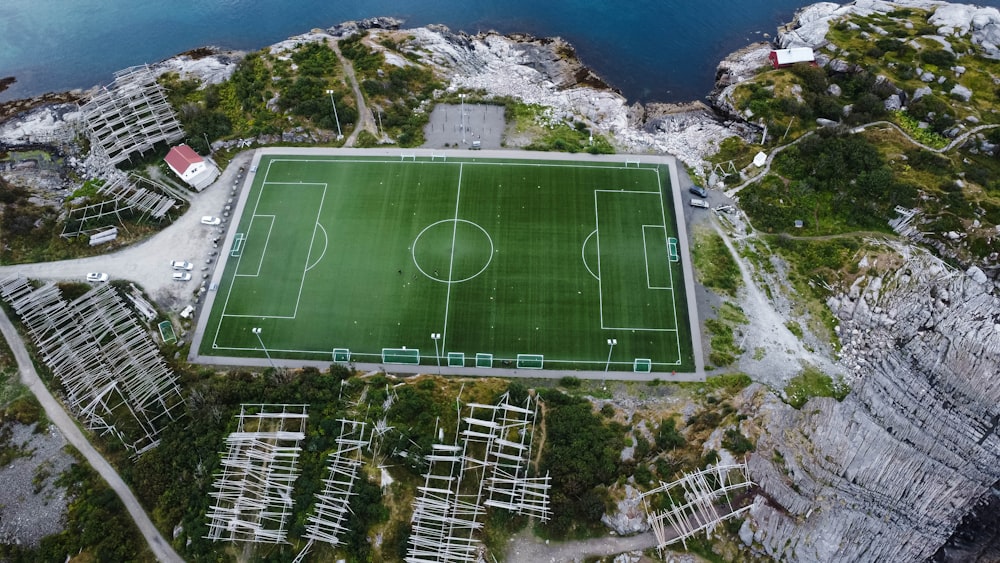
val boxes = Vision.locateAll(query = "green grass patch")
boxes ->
[705,318,743,367]
[200,154,694,372]
[783,365,850,408]
[691,228,741,296]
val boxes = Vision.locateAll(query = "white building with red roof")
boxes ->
[164,144,219,191]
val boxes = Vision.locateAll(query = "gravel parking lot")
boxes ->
[423,103,505,149]
[0,151,254,318]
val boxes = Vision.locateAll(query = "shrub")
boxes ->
[722,428,755,454]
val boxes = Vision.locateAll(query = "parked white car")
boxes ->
[170,260,193,270]
[86,272,109,283]
[172,272,192,282]
[201,216,221,225]
[689,199,710,209]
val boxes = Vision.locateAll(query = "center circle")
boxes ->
[412,219,494,283]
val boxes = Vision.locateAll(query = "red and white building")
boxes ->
[768,47,816,69]
[164,144,219,191]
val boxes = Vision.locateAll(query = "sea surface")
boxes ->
[1,0,999,104]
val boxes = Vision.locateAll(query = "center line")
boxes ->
[441,163,463,354]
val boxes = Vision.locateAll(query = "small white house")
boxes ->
[769,47,816,69]
[165,144,219,191]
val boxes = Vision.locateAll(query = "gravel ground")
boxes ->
[0,151,253,317]
[0,422,74,548]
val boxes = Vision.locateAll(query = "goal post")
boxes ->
[332,348,350,363]
[447,352,465,367]
[624,159,641,168]
[382,348,420,364]
[634,358,653,373]
[475,353,493,368]
[516,354,544,369]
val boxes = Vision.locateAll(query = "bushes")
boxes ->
[743,130,914,233]
[722,428,755,455]
[920,49,957,69]
[783,366,850,408]
[691,230,742,296]
[538,390,624,538]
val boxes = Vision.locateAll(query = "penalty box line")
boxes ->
[214,178,328,350]
[641,224,674,291]
[596,189,676,332]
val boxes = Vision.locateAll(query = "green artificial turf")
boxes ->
[200,155,694,371]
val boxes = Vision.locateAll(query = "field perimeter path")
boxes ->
[0,308,183,563]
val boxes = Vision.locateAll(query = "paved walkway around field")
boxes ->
[0,308,183,563]
[188,147,705,381]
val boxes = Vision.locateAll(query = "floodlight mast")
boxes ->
[252,327,276,370]
[431,333,442,374]
[459,93,466,145]
[605,338,617,372]
[325,90,343,140]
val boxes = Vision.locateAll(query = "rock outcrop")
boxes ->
[746,244,1000,561]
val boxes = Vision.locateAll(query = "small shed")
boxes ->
[165,144,219,191]
[768,48,816,69]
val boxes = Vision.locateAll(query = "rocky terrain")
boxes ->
[2,2,1000,561]
[741,242,1000,561]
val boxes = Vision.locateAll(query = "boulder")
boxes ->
[827,83,842,97]
[921,71,936,82]
[601,484,650,535]
[967,265,989,285]
[884,94,902,111]
[912,86,933,101]
[950,84,973,101]
[827,58,852,73]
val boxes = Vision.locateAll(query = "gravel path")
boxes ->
[505,529,659,563]
[0,307,183,562]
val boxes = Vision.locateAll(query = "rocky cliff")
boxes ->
[742,241,1000,561]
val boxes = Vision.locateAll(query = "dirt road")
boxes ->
[0,308,183,563]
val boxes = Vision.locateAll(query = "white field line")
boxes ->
[642,225,671,290]
[291,184,328,318]
[441,163,463,353]
[594,190,605,329]
[234,215,274,278]
[657,166,683,363]
[213,159,275,349]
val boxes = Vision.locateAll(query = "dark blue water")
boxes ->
[1,1,996,104]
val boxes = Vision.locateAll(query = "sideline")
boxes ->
[0,308,184,563]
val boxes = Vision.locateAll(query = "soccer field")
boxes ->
[198,151,696,372]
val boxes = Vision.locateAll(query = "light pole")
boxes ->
[605,338,617,373]
[431,333,441,374]
[459,93,466,145]
[252,327,275,370]
[325,90,343,140]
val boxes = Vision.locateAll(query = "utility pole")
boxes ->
[325,90,343,140]
[252,327,276,370]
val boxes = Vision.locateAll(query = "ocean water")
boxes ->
[1,0,998,104]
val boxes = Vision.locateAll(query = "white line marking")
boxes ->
[291,184,328,318]
[581,230,600,281]
[656,165,683,364]
[594,190,604,329]
[212,160,274,350]
[641,224,671,290]
[305,223,329,272]
[234,215,274,278]
[441,163,463,353]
